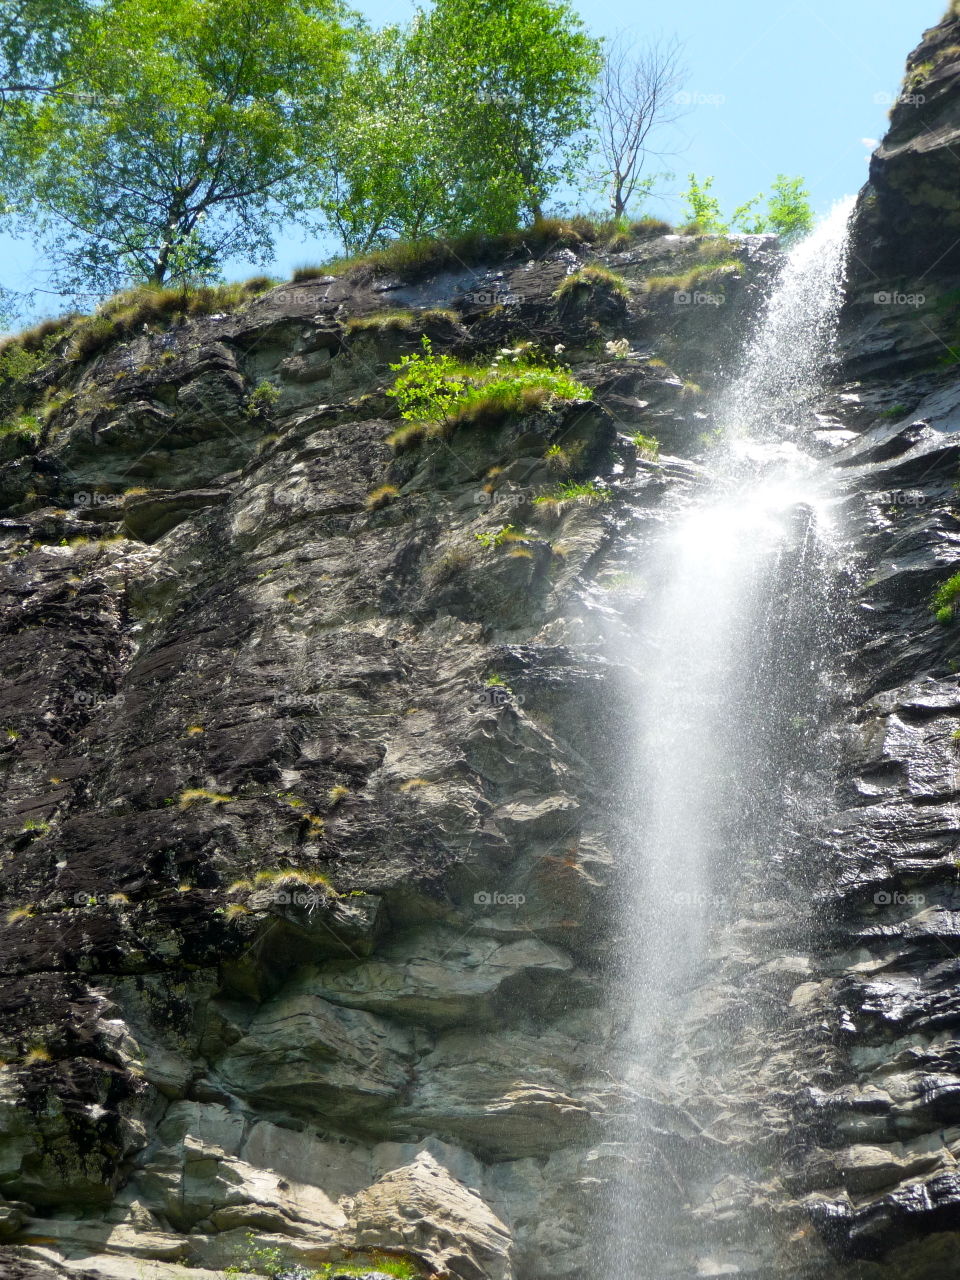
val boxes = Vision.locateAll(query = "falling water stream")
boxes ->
[607,200,855,1277]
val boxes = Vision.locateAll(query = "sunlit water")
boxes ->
[607,199,855,1276]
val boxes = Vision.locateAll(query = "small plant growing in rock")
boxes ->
[5,906,35,924]
[386,336,590,446]
[931,573,960,624]
[245,379,282,419]
[474,524,527,548]
[631,432,660,459]
[534,480,611,509]
[23,1045,52,1065]
[21,818,50,834]
[178,787,233,808]
[604,338,631,359]
[553,265,630,301]
[327,785,350,805]
[366,484,400,511]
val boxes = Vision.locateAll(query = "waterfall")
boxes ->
[606,200,855,1277]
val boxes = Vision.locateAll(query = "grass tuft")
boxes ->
[554,265,630,301]
[178,787,233,808]
[645,260,741,295]
[345,308,457,336]
[366,484,400,511]
[933,572,960,624]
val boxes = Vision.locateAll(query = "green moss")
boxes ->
[630,432,660,458]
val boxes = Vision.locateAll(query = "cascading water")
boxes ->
[606,199,855,1277]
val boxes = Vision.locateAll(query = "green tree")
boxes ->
[421,0,602,223]
[681,172,813,241]
[680,174,727,234]
[320,24,462,253]
[765,174,814,240]
[0,0,88,97]
[18,0,353,294]
[322,0,601,252]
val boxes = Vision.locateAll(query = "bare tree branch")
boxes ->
[594,32,687,219]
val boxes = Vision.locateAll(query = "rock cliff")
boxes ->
[5,8,960,1279]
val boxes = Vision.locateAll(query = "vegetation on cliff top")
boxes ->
[0,0,812,326]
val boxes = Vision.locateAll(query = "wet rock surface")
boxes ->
[0,229,769,1280]
[5,19,960,1272]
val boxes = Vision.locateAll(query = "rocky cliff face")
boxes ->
[5,11,960,1280]
[0,228,771,1280]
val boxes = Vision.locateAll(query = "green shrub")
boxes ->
[245,380,282,419]
[474,524,527,548]
[386,336,590,444]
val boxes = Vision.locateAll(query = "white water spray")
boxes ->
[608,199,855,1277]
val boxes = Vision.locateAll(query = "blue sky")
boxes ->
[0,0,945,323]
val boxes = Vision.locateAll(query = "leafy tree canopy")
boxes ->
[14,0,354,295]
[322,0,602,254]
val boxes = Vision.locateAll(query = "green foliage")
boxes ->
[680,175,726,235]
[386,335,590,442]
[765,175,814,240]
[474,523,526,548]
[534,479,609,505]
[0,413,41,438]
[680,173,813,241]
[58,280,268,363]
[344,308,456,336]
[245,380,282,419]
[387,337,471,424]
[226,1231,423,1278]
[932,573,960,624]
[320,0,602,251]
[15,0,353,294]
[630,431,659,458]
[295,217,612,284]
[880,403,909,419]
